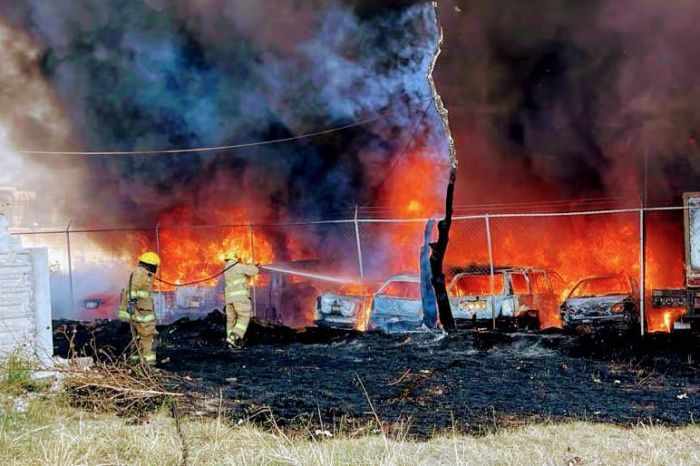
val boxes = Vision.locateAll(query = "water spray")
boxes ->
[260,265,358,284]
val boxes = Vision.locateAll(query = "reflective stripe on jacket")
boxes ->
[225,289,250,299]
[130,289,151,299]
[131,311,156,323]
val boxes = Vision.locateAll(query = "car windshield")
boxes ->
[569,276,630,299]
[378,281,421,300]
[451,274,504,297]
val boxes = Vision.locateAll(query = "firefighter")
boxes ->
[118,251,160,365]
[223,253,259,348]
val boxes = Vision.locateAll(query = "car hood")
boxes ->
[563,295,629,316]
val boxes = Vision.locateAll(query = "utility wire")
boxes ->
[14,115,384,157]
[13,96,435,157]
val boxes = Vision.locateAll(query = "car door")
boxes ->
[508,271,532,316]
[530,271,561,329]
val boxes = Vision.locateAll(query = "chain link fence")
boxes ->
[9,206,687,334]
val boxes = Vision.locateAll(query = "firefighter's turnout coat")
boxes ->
[117,265,157,364]
[224,260,259,341]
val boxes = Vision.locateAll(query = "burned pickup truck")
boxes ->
[447,266,559,330]
[560,275,640,332]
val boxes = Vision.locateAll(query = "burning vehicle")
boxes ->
[560,275,640,332]
[82,292,122,320]
[368,274,425,333]
[315,293,364,329]
[80,286,218,324]
[315,280,383,330]
[447,266,559,329]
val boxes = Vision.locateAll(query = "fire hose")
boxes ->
[154,263,236,287]
[155,263,357,287]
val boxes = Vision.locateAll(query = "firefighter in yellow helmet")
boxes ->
[223,252,259,348]
[117,251,160,365]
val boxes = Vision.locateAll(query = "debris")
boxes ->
[388,369,412,386]
[677,393,688,400]
[314,429,333,438]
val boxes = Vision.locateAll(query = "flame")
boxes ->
[95,149,687,334]
[131,206,278,290]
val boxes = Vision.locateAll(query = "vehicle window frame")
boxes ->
[508,271,531,295]
[377,280,421,300]
[529,270,553,294]
[567,275,631,300]
[448,272,506,296]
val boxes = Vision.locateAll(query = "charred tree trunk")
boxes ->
[427,3,457,332]
[430,168,456,331]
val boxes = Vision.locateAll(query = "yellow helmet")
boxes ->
[138,251,161,267]
[223,252,240,262]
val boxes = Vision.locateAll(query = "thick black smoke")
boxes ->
[1,0,447,226]
[437,0,700,207]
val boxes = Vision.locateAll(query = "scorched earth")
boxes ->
[54,311,700,438]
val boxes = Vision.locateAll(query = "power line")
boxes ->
[13,114,385,157]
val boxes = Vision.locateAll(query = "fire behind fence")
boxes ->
[10,206,689,334]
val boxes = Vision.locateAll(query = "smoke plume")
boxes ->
[1,0,447,228]
[0,19,81,222]
[437,0,700,208]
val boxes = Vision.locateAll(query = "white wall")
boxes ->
[0,218,53,364]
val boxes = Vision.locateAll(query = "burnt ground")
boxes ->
[53,312,700,437]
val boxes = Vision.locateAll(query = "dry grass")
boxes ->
[0,392,697,466]
[62,360,182,418]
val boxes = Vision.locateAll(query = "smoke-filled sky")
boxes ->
[2,0,700,229]
[438,0,700,207]
[0,0,449,228]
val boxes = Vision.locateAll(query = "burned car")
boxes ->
[82,292,122,320]
[560,275,640,331]
[315,293,364,329]
[368,274,425,333]
[447,266,559,329]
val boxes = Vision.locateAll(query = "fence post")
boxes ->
[639,208,645,336]
[248,224,257,318]
[155,223,161,258]
[154,223,161,293]
[484,214,496,330]
[354,206,366,325]
[65,220,74,315]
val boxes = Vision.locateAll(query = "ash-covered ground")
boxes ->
[54,312,700,437]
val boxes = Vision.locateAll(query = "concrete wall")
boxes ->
[0,219,52,364]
